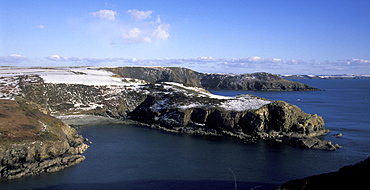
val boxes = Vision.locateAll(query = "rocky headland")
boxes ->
[103,67,320,91]
[0,99,89,180]
[0,67,339,179]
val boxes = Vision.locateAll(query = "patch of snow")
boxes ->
[150,99,169,112]
[220,95,271,111]
[41,74,125,86]
[178,103,202,110]
[163,82,230,99]
[0,76,22,99]
[0,67,147,86]
[38,121,48,132]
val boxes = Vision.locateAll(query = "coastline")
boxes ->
[56,115,132,127]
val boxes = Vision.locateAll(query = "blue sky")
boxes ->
[1,0,370,75]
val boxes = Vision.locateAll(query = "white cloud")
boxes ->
[46,55,126,64]
[88,8,170,44]
[152,24,170,40]
[323,67,345,71]
[47,55,62,61]
[122,28,152,43]
[127,9,153,21]
[0,54,30,64]
[91,10,118,20]
[38,25,45,29]
[122,28,141,40]
[146,16,161,25]
[121,24,170,44]
[335,58,370,66]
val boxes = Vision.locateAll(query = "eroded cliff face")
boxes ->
[103,67,320,91]
[0,99,89,179]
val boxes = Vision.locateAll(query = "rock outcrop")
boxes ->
[126,85,338,150]
[103,67,319,91]
[0,99,89,179]
[278,157,370,190]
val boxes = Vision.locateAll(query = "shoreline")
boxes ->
[56,115,126,126]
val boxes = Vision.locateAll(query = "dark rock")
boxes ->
[282,137,340,150]
[278,157,370,190]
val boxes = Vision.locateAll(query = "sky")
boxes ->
[1,0,370,75]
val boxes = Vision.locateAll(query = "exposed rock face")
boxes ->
[0,99,88,179]
[103,67,319,91]
[278,157,370,190]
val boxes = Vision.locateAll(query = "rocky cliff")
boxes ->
[0,99,89,179]
[103,67,319,91]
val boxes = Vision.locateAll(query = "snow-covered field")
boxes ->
[0,67,147,86]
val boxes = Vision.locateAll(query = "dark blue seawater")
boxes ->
[1,80,369,190]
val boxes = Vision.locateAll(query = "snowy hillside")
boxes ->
[0,67,271,111]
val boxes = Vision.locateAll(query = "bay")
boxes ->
[1,79,369,190]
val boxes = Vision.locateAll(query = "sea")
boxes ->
[1,79,369,190]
